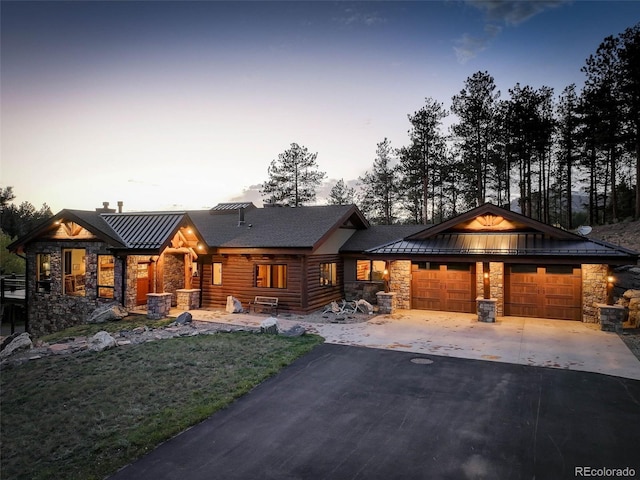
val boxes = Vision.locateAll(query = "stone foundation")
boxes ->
[477,298,497,323]
[376,292,396,314]
[344,281,385,304]
[147,293,172,320]
[176,289,200,310]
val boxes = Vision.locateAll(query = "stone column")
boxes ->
[476,297,497,323]
[596,304,626,333]
[147,293,172,320]
[376,292,397,314]
[389,260,411,309]
[176,289,200,310]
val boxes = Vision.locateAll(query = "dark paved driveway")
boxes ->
[110,344,640,480]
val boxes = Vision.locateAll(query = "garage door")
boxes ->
[505,265,581,321]
[411,263,476,313]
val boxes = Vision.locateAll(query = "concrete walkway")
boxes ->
[183,308,640,380]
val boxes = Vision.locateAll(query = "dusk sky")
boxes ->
[2,1,639,213]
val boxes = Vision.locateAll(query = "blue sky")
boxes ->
[2,1,639,213]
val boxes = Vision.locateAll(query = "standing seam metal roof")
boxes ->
[101,213,186,249]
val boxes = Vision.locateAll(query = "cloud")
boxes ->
[333,6,386,27]
[454,24,502,63]
[455,0,568,62]
[467,0,568,26]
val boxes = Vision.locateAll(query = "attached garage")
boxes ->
[504,265,582,321]
[411,263,476,313]
[362,203,638,323]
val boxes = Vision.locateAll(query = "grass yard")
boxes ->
[1,331,323,480]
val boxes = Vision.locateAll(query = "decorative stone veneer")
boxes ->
[26,240,124,336]
[596,304,626,332]
[376,292,396,314]
[176,289,200,310]
[475,262,504,316]
[147,293,172,320]
[477,298,497,323]
[582,264,608,323]
[389,260,411,309]
[163,254,186,306]
[344,281,385,304]
[124,256,139,311]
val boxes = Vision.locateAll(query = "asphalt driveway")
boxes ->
[110,344,640,480]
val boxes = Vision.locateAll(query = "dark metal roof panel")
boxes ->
[366,233,637,257]
[101,213,185,249]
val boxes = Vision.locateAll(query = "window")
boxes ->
[356,260,386,281]
[255,264,287,289]
[212,262,222,285]
[98,255,115,298]
[320,262,337,286]
[36,253,51,293]
[63,248,86,296]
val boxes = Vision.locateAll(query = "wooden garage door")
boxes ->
[411,263,476,313]
[505,265,581,321]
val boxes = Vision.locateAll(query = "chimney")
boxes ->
[117,201,123,213]
[238,207,245,226]
[96,202,116,213]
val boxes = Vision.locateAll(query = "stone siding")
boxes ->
[582,264,608,323]
[26,240,123,336]
[389,260,411,309]
[163,254,185,306]
[475,262,504,316]
[344,281,385,304]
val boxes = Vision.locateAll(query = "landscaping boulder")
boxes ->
[176,312,193,325]
[280,324,306,337]
[226,296,243,313]
[86,303,129,324]
[88,331,117,352]
[0,332,32,359]
[260,317,279,334]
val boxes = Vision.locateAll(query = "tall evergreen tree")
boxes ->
[261,143,326,207]
[450,71,500,207]
[327,178,355,205]
[399,98,448,223]
[358,138,399,224]
[556,84,580,228]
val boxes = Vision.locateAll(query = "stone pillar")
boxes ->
[376,292,397,314]
[596,304,626,333]
[176,289,200,311]
[147,293,172,320]
[477,297,497,323]
[582,264,608,323]
[389,260,411,309]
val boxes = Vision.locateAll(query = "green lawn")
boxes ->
[1,330,323,480]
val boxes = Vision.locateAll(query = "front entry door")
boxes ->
[136,262,153,305]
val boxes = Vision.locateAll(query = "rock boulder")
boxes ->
[0,332,32,359]
[87,303,129,324]
[88,331,117,352]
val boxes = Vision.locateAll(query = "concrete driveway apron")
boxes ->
[241,309,639,381]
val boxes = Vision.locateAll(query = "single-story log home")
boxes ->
[8,201,638,335]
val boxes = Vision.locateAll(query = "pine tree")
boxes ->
[261,143,326,207]
[327,179,355,205]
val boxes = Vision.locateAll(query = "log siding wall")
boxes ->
[197,253,343,313]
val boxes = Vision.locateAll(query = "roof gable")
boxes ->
[407,203,579,240]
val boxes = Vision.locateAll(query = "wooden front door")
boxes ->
[505,265,581,321]
[136,263,153,305]
[411,263,476,313]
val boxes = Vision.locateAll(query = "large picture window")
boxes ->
[36,253,51,293]
[320,262,337,286]
[255,264,287,289]
[212,262,222,286]
[356,260,386,281]
[63,248,86,296]
[98,255,115,298]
